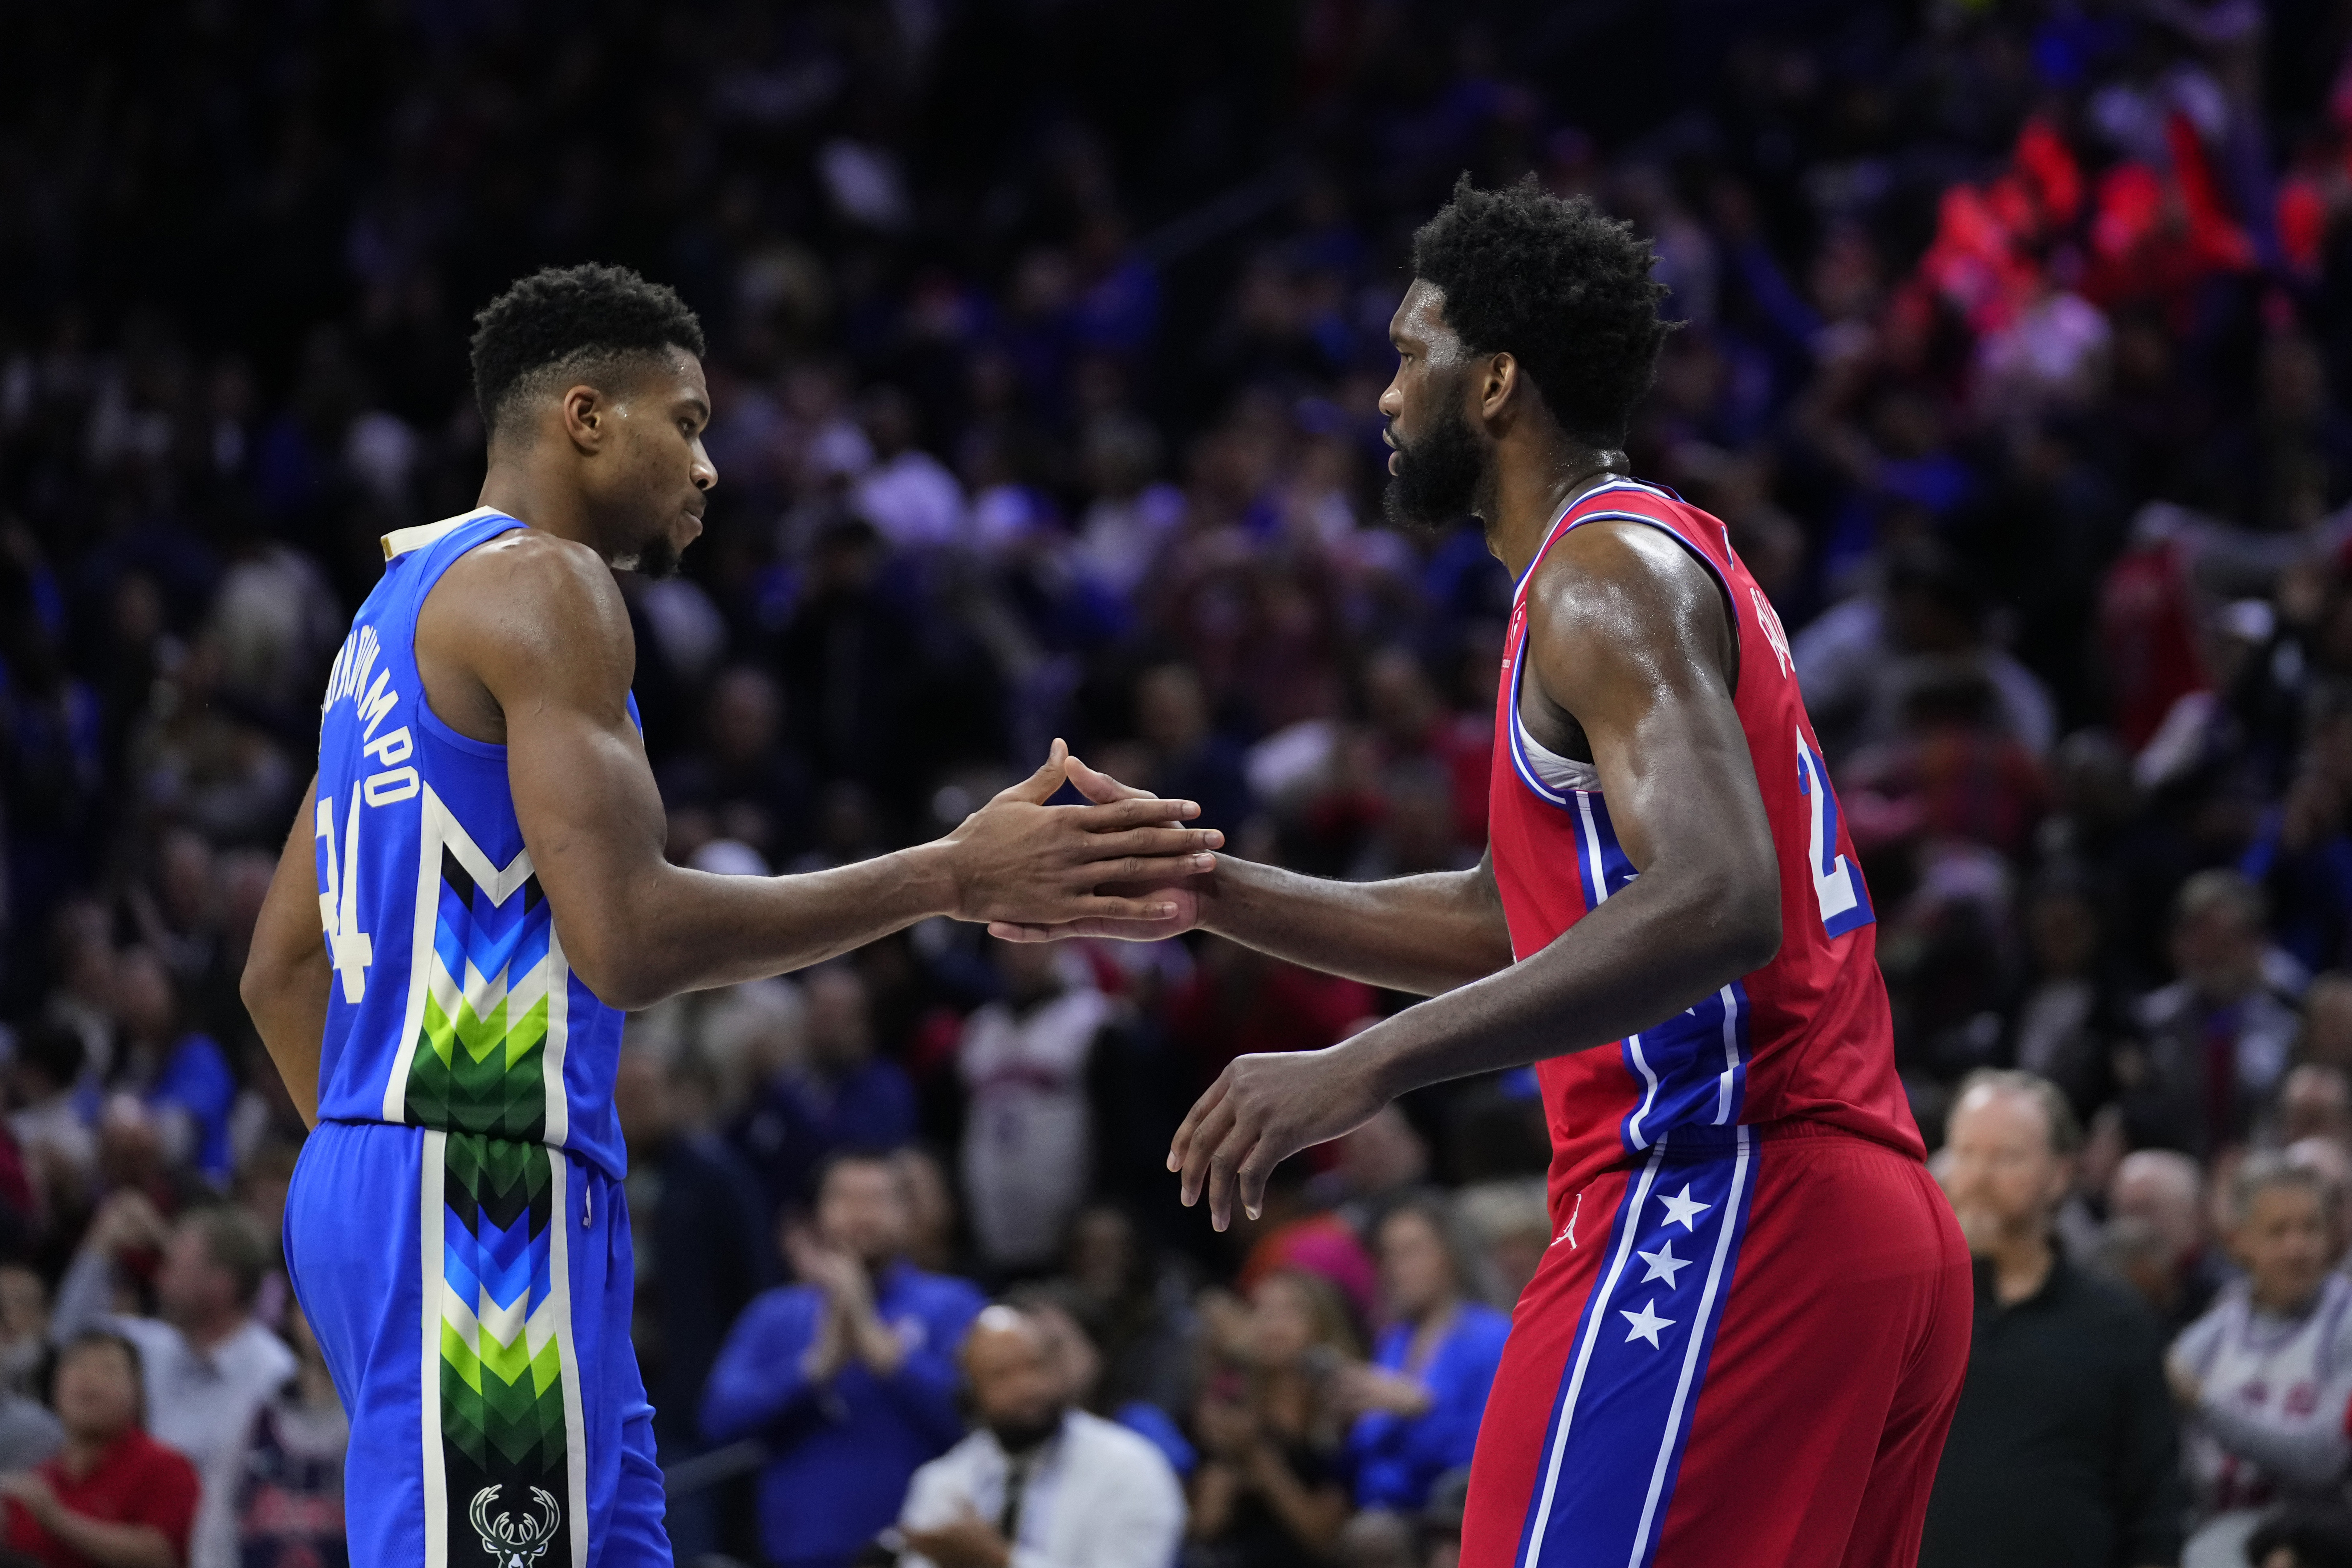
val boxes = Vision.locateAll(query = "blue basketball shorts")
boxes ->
[285,1119,671,1567]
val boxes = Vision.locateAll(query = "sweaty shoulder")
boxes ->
[1524,518,1736,691]
[417,528,635,740]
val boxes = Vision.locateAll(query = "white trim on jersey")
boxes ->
[382,507,503,563]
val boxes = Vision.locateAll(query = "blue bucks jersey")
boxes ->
[312,508,633,1178]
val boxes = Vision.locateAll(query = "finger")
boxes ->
[1080,825,1225,860]
[1236,1141,1281,1224]
[1172,1077,1233,1187]
[1206,1125,1262,1233]
[1071,797,1201,831]
[998,737,1072,806]
[992,915,1179,944]
[1066,752,1152,803]
[1074,894,1186,923]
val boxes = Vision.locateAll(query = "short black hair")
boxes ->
[54,1329,146,1421]
[1409,175,1672,448]
[469,263,706,438]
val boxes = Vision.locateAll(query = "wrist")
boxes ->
[896,840,965,921]
[1190,854,1248,936]
[1335,1020,1408,1105]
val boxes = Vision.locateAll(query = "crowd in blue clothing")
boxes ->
[11,0,2352,1565]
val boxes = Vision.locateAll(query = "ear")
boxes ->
[1477,351,1521,427]
[560,384,607,454]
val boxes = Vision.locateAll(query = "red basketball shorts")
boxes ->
[1459,1121,1972,1568]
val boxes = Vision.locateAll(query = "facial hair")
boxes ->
[987,1408,1065,1456]
[625,533,682,581]
[1382,395,1491,534]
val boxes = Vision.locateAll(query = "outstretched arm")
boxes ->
[428,534,1221,1009]
[992,782,1513,995]
[1170,521,1781,1227]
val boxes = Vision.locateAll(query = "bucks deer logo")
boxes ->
[469,1484,560,1568]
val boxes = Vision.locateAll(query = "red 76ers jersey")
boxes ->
[1488,478,1921,1220]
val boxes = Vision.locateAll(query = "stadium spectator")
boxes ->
[1187,1272,1357,1568]
[104,952,234,1190]
[1339,1199,1507,1514]
[895,1304,1184,1568]
[956,941,1114,1276]
[733,965,917,1214]
[612,1045,771,1561]
[1060,1206,1199,1422]
[0,1330,200,1568]
[2124,871,2302,1156]
[702,1151,984,1568]
[2172,1157,2352,1564]
[2111,1148,2239,1334]
[231,1309,345,1568]
[16,3,2352,1562]
[49,1199,291,1568]
[1921,1070,2182,1568]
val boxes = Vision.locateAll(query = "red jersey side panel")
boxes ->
[1484,477,1920,1220]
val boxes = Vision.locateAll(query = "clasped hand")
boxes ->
[938,740,1220,929]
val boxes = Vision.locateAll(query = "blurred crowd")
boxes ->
[12,0,2352,1565]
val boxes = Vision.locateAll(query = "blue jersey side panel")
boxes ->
[312,509,628,1179]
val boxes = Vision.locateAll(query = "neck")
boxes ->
[1984,1225,2055,1306]
[1488,444,1627,582]
[2253,1281,2324,1318]
[61,1429,119,1474]
[1408,1295,1459,1334]
[478,449,608,560]
[178,1306,244,1353]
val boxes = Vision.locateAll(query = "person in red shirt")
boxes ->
[0,1331,199,1568]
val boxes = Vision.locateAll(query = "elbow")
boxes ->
[1729,891,1782,975]
[560,925,669,1012]
[238,952,289,1021]
[568,949,666,1013]
[1703,866,1781,978]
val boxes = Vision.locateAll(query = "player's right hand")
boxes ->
[985,750,1214,943]
[938,738,1221,927]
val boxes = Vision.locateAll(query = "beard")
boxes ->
[1382,398,1491,534]
[986,1408,1065,1456]
[625,532,683,580]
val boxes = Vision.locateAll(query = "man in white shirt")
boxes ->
[896,1304,1183,1568]
[51,1192,298,1568]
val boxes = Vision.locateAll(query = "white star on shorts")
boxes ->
[1636,1239,1692,1289]
[1657,1184,1712,1232]
[1620,1299,1675,1349]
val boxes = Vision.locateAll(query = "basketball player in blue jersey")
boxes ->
[236,263,1221,1568]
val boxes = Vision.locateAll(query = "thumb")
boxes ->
[1000,738,1071,805]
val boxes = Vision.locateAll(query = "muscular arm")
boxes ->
[433,536,1217,1009]
[1172,522,1783,1226]
[239,775,331,1126]
[992,763,1514,995]
[1191,856,1510,996]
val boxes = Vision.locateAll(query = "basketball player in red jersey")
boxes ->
[992,178,1973,1566]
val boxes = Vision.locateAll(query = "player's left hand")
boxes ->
[1169,1044,1388,1231]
